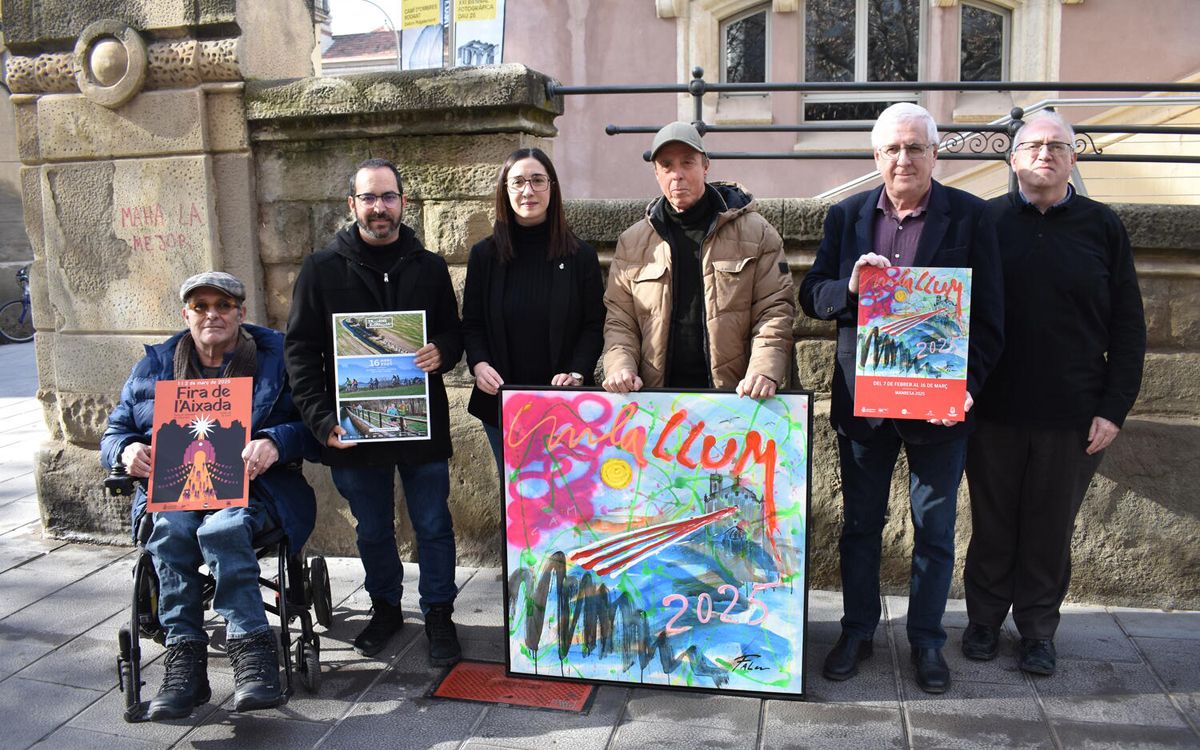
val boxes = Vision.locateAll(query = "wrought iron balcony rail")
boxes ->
[546,68,1200,166]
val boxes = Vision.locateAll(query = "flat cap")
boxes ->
[650,121,706,159]
[179,271,246,303]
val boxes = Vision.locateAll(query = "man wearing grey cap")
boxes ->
[602,121,794,396]
[101,271,317,720]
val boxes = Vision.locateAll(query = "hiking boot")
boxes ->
[228,630,284,712]
[962,622,1000,661]
[425,603,461,667]
[1019,638,1057,676]
[147,640,210,721]
[354,597,405,657]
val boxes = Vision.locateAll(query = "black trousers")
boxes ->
[964,419,1104,639]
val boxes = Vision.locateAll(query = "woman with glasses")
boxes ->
[462,148,605,470]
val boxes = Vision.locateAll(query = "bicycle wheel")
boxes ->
[0,300,33,343]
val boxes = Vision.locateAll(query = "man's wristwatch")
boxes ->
[569,372,584,384]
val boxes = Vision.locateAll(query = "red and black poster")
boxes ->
[147,377,252,512]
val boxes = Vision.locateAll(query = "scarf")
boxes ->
[173,326,258,380]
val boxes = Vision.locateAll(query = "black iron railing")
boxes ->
[546,68,1200,167]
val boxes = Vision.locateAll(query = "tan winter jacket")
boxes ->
[602,183,795,389]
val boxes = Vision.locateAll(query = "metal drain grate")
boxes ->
[431,661,595,713]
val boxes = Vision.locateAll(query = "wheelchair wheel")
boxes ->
[309,556,333,629]
[295,636,321,693]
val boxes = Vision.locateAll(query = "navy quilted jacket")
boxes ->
[100,324,318,553]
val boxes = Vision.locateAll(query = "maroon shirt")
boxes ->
[872,187,931,267]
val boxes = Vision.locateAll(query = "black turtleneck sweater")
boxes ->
[663,193,716,388]
[502,221,555,385]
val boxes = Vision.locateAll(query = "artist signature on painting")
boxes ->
[730,654,770,672]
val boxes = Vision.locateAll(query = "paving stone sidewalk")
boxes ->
[1,340,1197,750]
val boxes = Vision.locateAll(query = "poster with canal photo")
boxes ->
[332,311,431,442]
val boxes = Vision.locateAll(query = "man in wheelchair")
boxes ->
[101,272,318,721]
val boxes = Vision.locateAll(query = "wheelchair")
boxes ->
[106,467,333,723]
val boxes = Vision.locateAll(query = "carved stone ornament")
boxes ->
[5,26,240,97]
[74,20,148,108]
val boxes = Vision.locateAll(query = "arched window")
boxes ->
[960,1,1009,81]
[722,4,770,84]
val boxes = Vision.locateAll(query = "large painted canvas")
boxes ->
[500,388,811,698]
[854,265,972,421]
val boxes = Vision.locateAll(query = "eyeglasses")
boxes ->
[352,192,402,207]
[877,144,934,160]
[506,175,552,192]
[1013,141,1074,156]
[187,299,240,315]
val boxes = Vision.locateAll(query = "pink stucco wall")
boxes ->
[503,0,1200,200]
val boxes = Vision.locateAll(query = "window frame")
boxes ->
[719,2,773,88]
[800,0,926,122]
[959,0,1011,82]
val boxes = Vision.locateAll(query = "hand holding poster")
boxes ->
[148,377,251,512]
[500,388,811,698]
[854,266,972,421]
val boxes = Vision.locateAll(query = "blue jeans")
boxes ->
[147,501,271,646]
[330,461,457,613]
[836,431,967,649]
[482,422,504,478]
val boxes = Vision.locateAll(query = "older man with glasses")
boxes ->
[101,271,318,720]
[962,112,1145,677]
[799,103,1004,694]
[285,158,464,667]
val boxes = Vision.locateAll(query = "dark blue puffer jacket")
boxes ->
[100,324,318,553]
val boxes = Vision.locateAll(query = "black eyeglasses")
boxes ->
[187,299,240,315]
[353,192,402,207]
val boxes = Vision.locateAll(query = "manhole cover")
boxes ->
[431,660,595,713]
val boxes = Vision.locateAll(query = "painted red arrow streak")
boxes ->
[569,506,739,578]
[879,307,949,336]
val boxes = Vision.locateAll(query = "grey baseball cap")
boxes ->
[650,121,706,159]
[179,271,246,303]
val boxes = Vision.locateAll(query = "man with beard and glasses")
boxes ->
[285,158,465,666]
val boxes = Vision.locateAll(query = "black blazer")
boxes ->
[461,235,605,426]
[798,181,1004,444]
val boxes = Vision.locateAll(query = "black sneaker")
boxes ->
[354,597,405,657]
[147,640,210,721]
[228,630,284,712]
[962,622,1000,661]
[425,603,461,667]
[1019,638,1056,676]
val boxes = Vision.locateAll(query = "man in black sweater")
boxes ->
[964,113,1146,676]
[284,158,464,666]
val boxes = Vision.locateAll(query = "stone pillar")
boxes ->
[4,0,316,539]
[246,63,562,561]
